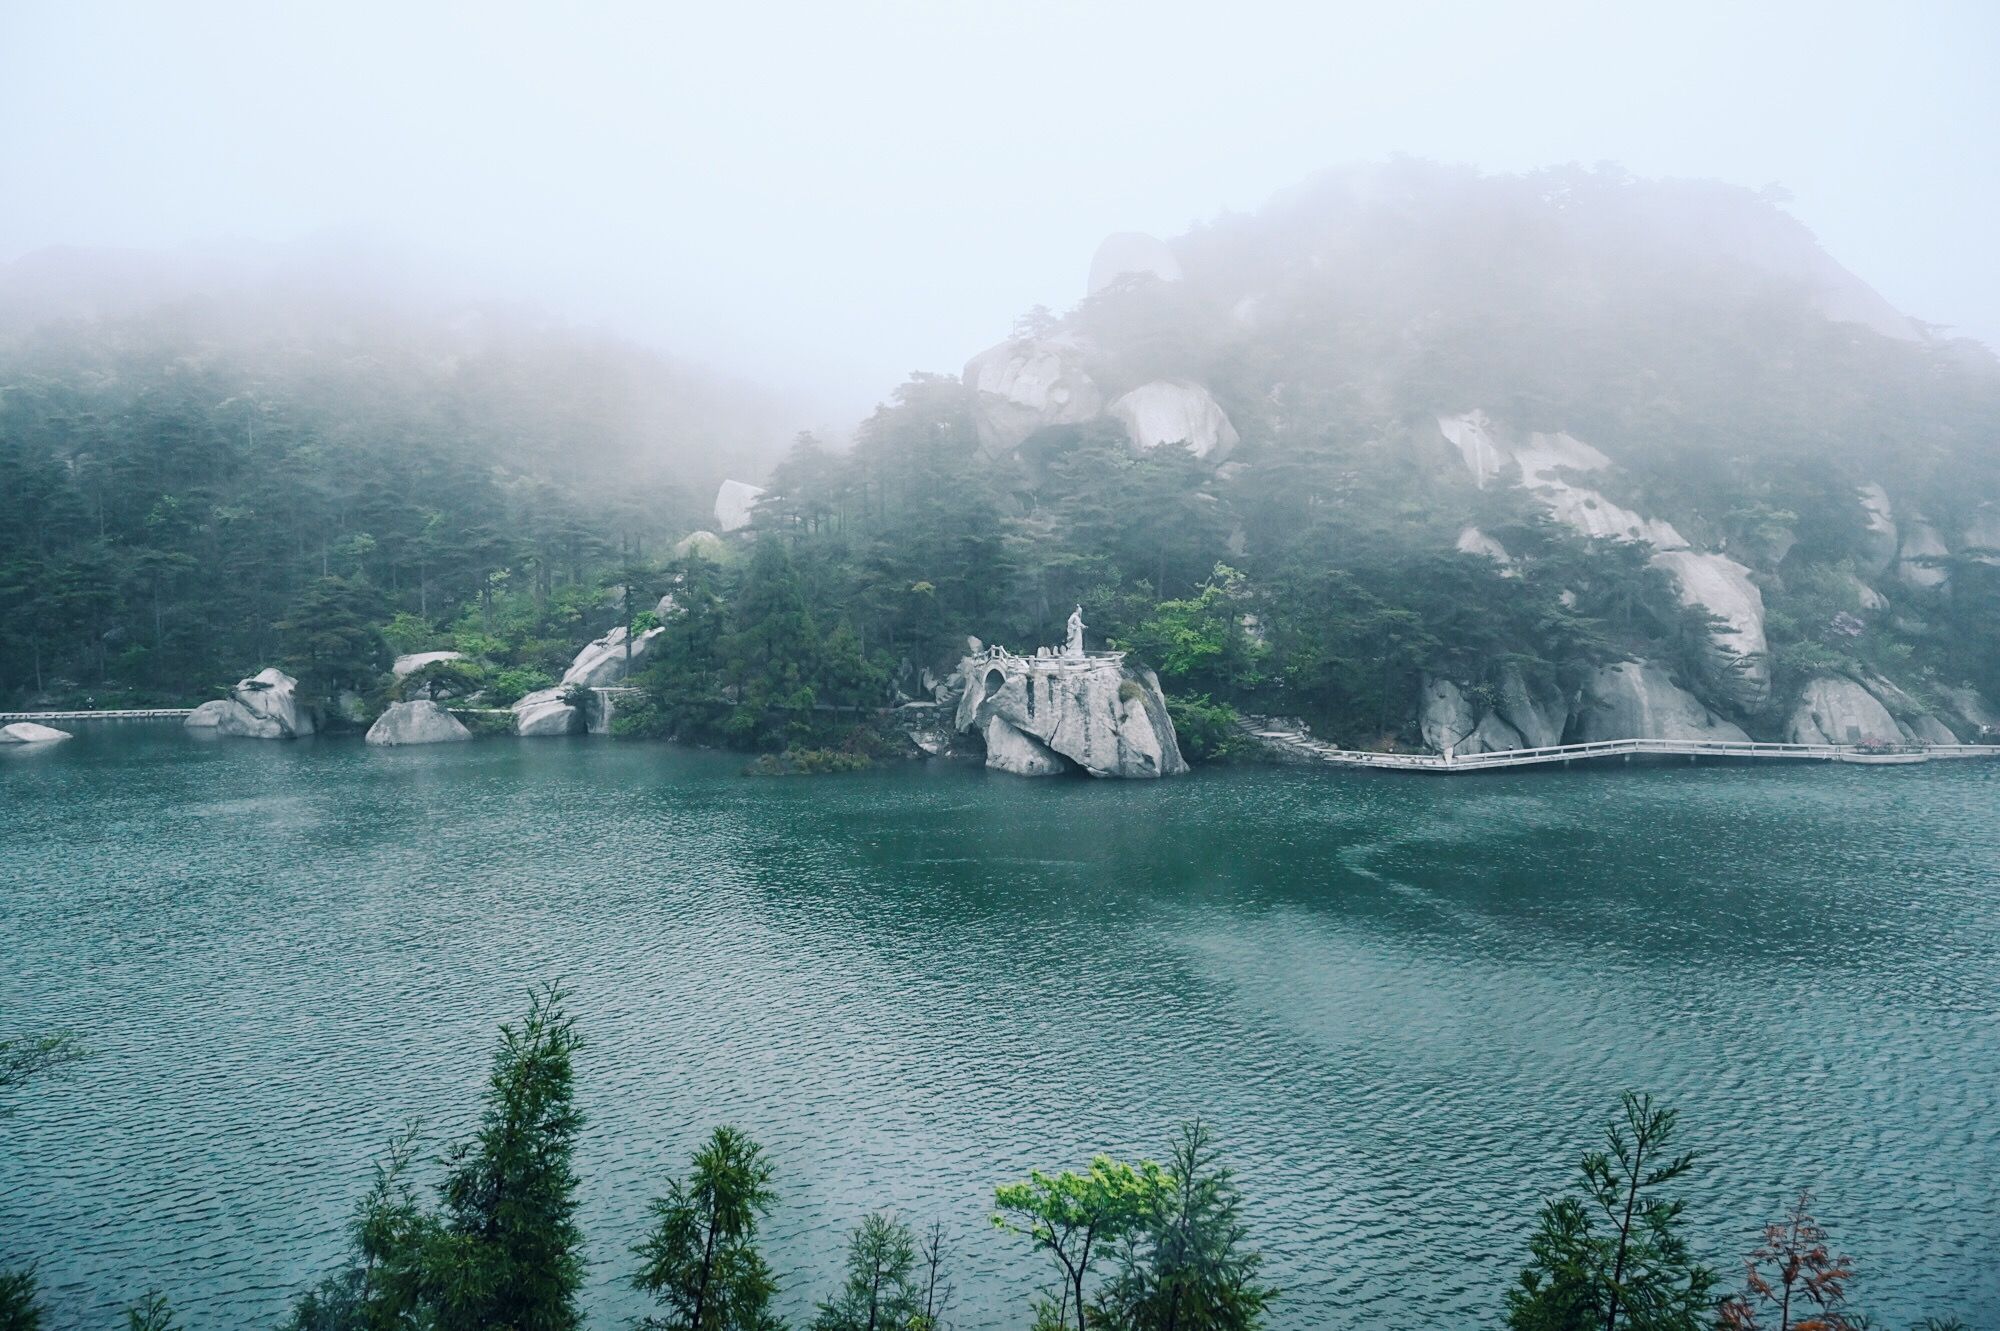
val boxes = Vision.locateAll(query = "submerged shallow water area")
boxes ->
[3,727,1996,1328]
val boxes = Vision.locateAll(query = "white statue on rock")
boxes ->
[1065,605,1086,658]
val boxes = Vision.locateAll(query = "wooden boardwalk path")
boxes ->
[1236,715,2000,773]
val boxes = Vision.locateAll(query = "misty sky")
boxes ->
[3,1,1996,418]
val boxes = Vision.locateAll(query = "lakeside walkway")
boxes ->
[1236,715,2000,772]
[0,708,194,722]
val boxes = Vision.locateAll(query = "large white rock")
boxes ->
[560,624,666,688]
[963,336,1103,456]
[1896,519,1949,589]
[1572,662,1750,743]
[512,687,583,737]
[1856,483,1899,574]
[1494,664,1566,749]
[1107,380,1240,461]
[1437,413,1685,547]
[1455,526,1516,572]
[713,480,765,534]
[955,651,1187,778]
[0,721,72,744]
[365,700,472,746]
[392,650,464,678]
[672,530,728,562]
[980,714,1070,776]
[182,667,314,739]
[1087,231,1182,294]
[1785,677,1903,745]
[1857,673,1959,743]
[1419,676,1540,755]
[1649,551,1771,710]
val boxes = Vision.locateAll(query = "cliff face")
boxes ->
[953,650,1187,778]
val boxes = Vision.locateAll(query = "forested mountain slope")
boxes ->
[0,249,793,702]
[6,164,1997,757]
[742,161,2000,752]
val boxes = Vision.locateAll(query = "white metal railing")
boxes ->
[0,708,195,721]
[1237,716,2000,773]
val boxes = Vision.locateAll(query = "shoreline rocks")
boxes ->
[365,700,472,746]
[560,624,665,688]
[183,668,314,739]
[1572,662,1750,744]
[954,648,1187,778]
[513,687,583,737]
[1,721,72,744]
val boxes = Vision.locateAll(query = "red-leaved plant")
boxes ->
[1717,1190,1857,1331]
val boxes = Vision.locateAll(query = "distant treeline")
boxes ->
[0,988,1969,1330]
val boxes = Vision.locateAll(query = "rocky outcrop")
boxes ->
[0,721,72,743]
[1856,483,1899,574]
[1108,381,1239,461]
[1087,231,1182,294]
[672,530,728,562]
[1571,662,1750,743]
[513,687,583,737]
[1418,677,1524,754]
[980,715,1069,776]
[1784,677,1903,745]
[954,649,1187,778]
[714,480,765,533]
[1439,412,1779,715]
[964,336,1103,456]
[1437,413,1685,547]
[560,625,665,688]
[1455,526,1515,571]
[183,667,315,739]
[1857,673,1961,743]
[1495,664,1566,749]
[1650,551,1771,710]
[1895,518,1949,589]
[365,700,472,746]
[392,650,464,678]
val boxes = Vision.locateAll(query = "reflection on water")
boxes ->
[2,727,1995,1328]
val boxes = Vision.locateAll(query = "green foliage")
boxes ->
[0,1269,44,1331]
[1163,695,1242,765]
[631,1126,781,1331]
[1505,1093,1717,1331]
[394,658,489,703]
[0,1033,87,1106]
[486,666,556,708]
[1117,567,1265,698]
[276,575,388,702]
[812,1214,921,1331]
[995,1156,1167,1331]
[1094,1122,1277,1331]
[123,1292,179,1331]
[430,983,587,1331]
[284,1127,434,1331]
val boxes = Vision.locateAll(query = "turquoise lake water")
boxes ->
[2,727,1995,1328]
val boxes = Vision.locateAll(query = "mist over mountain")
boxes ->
[741,160,2000,752]
[4,159,1998,757]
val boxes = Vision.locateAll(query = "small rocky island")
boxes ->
[947,607,1187,779]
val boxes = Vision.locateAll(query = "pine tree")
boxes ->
[431,982,587,1331]
[813,1214,921,1331]
[1095,1122,1276,1331]
[1505,1093,1718,1331]
[631,1126,781,1331]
